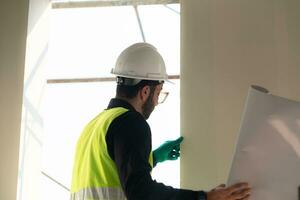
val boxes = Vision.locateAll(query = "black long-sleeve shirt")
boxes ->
[105,98,200,200]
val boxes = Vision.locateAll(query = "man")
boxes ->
[71,43,251,200]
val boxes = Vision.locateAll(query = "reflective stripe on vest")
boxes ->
[71,187,126,200]
[71,107,153,199]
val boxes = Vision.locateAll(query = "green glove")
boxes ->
[153,136,184,164]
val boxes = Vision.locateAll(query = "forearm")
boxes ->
[114,144,199,199]
[121,170,199,200]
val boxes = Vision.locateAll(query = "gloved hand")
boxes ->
[153,136,184,164]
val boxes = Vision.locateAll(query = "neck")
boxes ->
[117,97,143,115]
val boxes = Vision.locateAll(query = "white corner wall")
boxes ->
[17,0,50,200]
[0,1,29,200]
[0,0,49,199]
[180,0,300,190]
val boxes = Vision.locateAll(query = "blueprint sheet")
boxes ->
[228,86,300,199]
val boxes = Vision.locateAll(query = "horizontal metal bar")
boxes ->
[47,77,115,84]
[47,75,180,84]
[52,0,179,9]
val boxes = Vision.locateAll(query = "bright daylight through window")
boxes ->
[43,2,180,199]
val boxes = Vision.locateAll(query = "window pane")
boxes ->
[48,6,142,79]
[41,174,70,200]
[138,4,180,75]
[44,4,181,198]
[43,82,115,189]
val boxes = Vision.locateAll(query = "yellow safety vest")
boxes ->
[71,107,153,200]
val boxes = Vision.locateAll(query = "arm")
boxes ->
[106,111,199,200]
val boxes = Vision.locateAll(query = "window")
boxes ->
[43,3,180,199]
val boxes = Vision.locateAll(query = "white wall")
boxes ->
[180,0,300,190]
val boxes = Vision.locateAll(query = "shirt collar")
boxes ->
[107,98,137,112]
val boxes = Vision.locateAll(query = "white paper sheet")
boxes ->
[228,85,300,200]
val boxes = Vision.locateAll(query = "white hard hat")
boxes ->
[111,43,168,82]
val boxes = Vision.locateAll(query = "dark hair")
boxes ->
[116,79,161,99]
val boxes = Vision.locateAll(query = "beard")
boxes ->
[141,90,155,120]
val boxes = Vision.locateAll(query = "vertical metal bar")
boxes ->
[133,5,146,42]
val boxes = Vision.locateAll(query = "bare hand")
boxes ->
[207,182,251,200]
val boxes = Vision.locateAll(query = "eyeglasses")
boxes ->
[158,91,169,104]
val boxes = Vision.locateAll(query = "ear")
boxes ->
[139,85,150,102]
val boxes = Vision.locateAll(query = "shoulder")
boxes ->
[114,110,150,132]
[106,110,151,160]
[107,110,151,142]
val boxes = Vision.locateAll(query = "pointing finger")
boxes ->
[173,136,184,145]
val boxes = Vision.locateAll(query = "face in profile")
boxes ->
[141,84,163,119]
